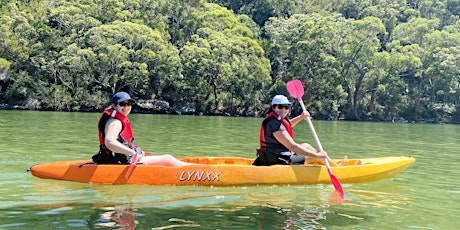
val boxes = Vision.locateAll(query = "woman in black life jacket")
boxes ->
[253,95,342,166]
[92,92,195,166]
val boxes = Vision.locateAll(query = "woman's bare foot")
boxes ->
[339,155,348,166]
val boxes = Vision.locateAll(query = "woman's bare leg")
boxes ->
[139,154,196,166]
[300,143,340,166]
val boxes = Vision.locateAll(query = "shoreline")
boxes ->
[0,105,446,124]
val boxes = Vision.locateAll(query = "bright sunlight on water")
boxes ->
[0,110,458,229]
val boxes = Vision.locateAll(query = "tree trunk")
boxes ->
[351,61,366,120]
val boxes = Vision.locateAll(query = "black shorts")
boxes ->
[92,152,129,164]
[252,149,305,166]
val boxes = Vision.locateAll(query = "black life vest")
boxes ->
[259,110,294,149]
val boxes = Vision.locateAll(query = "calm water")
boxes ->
[0,110,458,229]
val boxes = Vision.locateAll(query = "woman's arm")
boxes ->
[273,130,326,158]
[273,119,339,166]
[104,119,137,156]
[289,111,310,127]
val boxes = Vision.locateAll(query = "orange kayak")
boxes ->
[29,156,415,186]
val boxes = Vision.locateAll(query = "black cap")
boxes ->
[112,92,136,104]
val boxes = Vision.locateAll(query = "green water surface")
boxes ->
[0,110,458,229]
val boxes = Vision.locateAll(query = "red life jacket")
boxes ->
[259,111,294,148]
[98,109,136,154]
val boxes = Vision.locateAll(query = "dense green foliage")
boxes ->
[0,0,459,122]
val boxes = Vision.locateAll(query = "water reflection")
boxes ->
[94,206,137,229]
[0,183,429,229]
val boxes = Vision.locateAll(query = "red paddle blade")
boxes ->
[330,174,345,199]
[286,80,304,99]
[326,166,345,199]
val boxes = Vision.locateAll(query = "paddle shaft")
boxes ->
[286,79,345,199]
[297,97,344,192]
[124,152,138,179]
[299,101,335,168]
[297,100,324,151]
[124,151,153,179]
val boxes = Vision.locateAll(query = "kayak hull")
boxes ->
[29,156,415,186]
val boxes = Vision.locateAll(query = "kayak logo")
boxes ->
[179,170,221,182]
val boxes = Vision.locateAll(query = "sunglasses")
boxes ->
[275,105,290,110]
[118,101,133,107]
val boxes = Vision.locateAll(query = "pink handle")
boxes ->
[124,152,138,179]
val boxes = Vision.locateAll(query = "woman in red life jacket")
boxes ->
[253,95,341,166]
[92,92,194,166]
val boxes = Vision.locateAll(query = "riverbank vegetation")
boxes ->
[0,0,459,122]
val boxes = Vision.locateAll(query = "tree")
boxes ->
[86,20,181,101]
[264,14,390,120]
[264,14,344,118]
[0,2,49,106]
[331,16,387,120]
[180,3,271,114]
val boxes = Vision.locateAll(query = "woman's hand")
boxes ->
[316,149,328,159]
[133,149,143,162]
[317,150,340,166]
[301,111,311,120]
[136,151,144,162]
